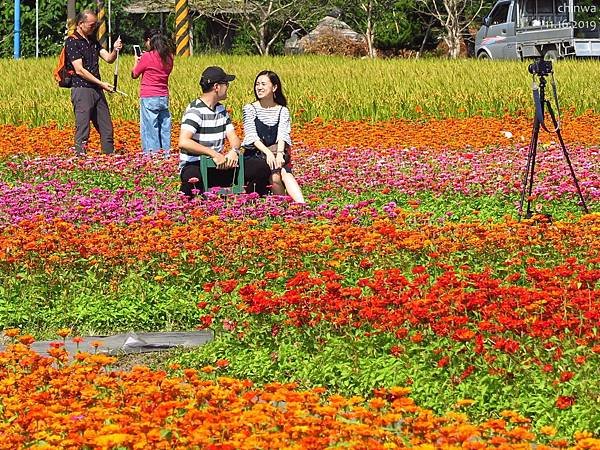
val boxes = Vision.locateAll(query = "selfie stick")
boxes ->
[113,35,120,92]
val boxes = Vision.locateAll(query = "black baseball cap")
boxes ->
[200,66,236,86]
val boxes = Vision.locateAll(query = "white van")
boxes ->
[475,0,600,59]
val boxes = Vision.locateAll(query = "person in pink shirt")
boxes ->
[131,29,174,155]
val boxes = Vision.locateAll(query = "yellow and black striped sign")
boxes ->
[66,18,76,37]
[175,0,190,56]
[96,1,108,50]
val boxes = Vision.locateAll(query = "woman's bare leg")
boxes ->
[281,168,305,203]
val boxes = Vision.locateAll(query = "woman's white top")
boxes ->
[241,103,292,147]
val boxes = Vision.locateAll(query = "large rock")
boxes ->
[288,16,365,54]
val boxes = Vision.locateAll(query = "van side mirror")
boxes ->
[483,16,491,26]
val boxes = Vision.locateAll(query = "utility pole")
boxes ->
[175,0,191,56]
[67,0,76,36]
[14,0,20,58]
[97,0,108,49]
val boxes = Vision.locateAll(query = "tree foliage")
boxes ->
[417,0,488,58]
[0,0,67,57]
[0,0,490,58]
[334,0,430,57]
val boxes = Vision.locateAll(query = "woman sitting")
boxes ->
[241,70,305,203]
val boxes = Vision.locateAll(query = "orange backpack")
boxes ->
[53,35,78,88]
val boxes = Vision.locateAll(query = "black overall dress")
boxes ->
[244,105,291,169]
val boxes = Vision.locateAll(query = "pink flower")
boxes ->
[188,177,200,184]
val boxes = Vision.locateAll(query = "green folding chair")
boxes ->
[199,154,245,194]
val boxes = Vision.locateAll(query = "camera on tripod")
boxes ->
[528,58,553,76]
[519,56,589,219]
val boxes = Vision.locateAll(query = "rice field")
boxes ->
[1,55,600,126]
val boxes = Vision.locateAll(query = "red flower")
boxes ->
[390,345,404,357]
[437,356,450,368]
[411,332,423,343]
[453,328,475,342]
[220,279,238,294]
[359,259,373,269]
[459,365,475,382]
[494,338,520,354]
[395,328,408,339]
[198,315,213,328]
[555,395,575,409]
[542,364,554,373]
[559,371,574,383]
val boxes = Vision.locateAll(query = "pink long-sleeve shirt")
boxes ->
[132,50,173,98]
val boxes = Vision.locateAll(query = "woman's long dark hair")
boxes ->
[143,29,174,65]
[254,70,287,107]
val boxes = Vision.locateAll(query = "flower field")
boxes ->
[1,56,600,448]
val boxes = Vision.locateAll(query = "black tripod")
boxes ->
[519,72,589,220]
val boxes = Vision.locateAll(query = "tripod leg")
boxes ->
[545,102,590,214]
[519,116,540,220]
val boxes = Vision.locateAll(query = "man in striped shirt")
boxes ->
[178,66,241,198]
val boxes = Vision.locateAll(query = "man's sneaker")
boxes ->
[72,142,88,156]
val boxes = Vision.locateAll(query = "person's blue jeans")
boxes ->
[140,96,171,155]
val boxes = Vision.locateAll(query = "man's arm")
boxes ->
[178,129,226,166]
[71,58,112,91]
[226,129,241,153]
[99,37,122,63]
[221,129,241,169]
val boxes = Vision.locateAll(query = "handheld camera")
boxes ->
[133,45,142,57]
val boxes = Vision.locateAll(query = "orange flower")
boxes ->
[3,328,20,338]
[216,359,229,368]
[18,334,35,345]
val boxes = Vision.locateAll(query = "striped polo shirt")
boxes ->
[179,99,234,167]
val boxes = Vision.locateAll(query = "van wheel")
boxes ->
[543,49,559,60]
[477,51,490,59]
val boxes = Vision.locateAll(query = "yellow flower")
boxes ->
[57,327,72,338]
[540,425,557,436]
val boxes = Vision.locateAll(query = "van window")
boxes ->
[522,0,568,26]
[490,2,511,24]
[524,0,561,15]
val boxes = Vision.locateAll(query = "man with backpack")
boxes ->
[65,9,123,155]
